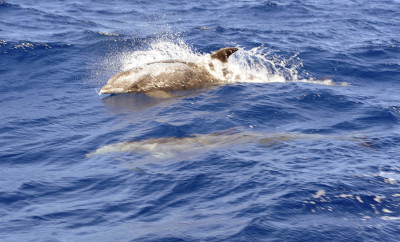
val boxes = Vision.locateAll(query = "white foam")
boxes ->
[379,171,400,184]
[381,216,400,221]
[312,190,326,198]
[382,208,394,214]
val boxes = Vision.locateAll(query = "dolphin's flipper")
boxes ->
[145,90,176,98]
[211,47,238,63]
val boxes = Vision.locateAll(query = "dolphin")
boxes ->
[99,47,238,96]
[86,128,372,159]
[86,129,303,158]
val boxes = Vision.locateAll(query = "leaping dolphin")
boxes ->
[99,47,238,96]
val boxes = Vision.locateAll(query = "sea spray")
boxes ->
[92,39,348,90]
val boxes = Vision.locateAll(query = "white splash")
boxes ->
[106,40,348,87]
[120,40,201,71]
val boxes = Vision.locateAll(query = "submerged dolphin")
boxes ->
[99,47,238,96]
[86,129,303,158]
[86,129,371,159]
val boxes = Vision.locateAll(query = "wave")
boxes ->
[0,40,72,54]
[0,0,110,44]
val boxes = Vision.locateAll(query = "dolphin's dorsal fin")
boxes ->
[211,47,238,63]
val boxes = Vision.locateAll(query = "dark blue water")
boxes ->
[1,0,400,241]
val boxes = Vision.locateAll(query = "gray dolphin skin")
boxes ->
[86,129,306,158]
[86,128,371,159]
[99,47,238,95]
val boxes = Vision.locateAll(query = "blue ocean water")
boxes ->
[1,0,400,241]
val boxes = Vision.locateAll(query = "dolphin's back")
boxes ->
[127,62,220,92]
[99,47,238,95]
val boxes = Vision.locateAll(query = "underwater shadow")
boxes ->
[101,93,176,112]
[101,88,219,113]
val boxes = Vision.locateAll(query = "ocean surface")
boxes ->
[1,0,400,241]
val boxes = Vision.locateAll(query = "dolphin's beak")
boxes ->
[99,85,125,94]
[99,85,111,94]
